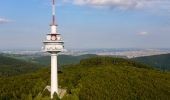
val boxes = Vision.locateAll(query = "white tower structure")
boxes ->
[43,0,64,98]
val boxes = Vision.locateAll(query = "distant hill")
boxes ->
[0,54,43,76]
[0,56,169,100]
[132,53,170,71]
[31,54,97,66]
[0,54,97,76]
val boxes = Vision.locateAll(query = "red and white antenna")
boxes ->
[51,0,57,34]
[52,0,56,25]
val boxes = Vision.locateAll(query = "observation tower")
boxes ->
[43,0,64,98]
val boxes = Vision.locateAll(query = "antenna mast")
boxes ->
[52,0,56,25]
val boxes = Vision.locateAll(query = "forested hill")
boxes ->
[28,54,97,66]
[2,53,97,66]
[0,54,43,76]
[0,57,170,100]
[0,54,97,76]
[132,53,170,71]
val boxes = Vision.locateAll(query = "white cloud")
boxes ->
[72,0,140,9]
[64,0,170,10]
[0,18,11,24]
[138,31,149,36]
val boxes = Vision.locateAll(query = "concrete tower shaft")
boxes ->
[51,54,58,96]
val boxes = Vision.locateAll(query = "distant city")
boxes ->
[1,48,170,58]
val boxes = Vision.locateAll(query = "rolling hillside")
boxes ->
[0,56,170,100]
[0,54,97,76]
[32,54,97,66]
[132,53,170,71]
[2,53,97,66]
[0,54,43,76]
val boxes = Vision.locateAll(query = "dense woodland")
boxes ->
[0,56,170,100]
[133,53,170,70]
[0,55,43,76]
[33,54,97,66]
[2,53,97,66]
[3,53,170,71]
[0,54,96,76]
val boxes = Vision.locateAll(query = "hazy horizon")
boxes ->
[1,47,170,51]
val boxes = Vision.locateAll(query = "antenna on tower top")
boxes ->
[52,0,56,25]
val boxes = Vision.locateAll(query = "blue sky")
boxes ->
[0,0,170,50]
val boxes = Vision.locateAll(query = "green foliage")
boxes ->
[28,54,97,66]
[59,57,170,100]
[0,56,170,100]
[0,54,43,76]
[42,89,50,97]
[80,56,151,69]
[53,92,60,100]
[132,53,170,71]
[0,68,50,100]
[0,54,96,76]
[62,94,79,100]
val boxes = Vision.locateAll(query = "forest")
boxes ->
[133,53,170,71]
[0,54,43,76]
[0,56,170,100]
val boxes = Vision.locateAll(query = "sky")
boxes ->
[0,0,170,50]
